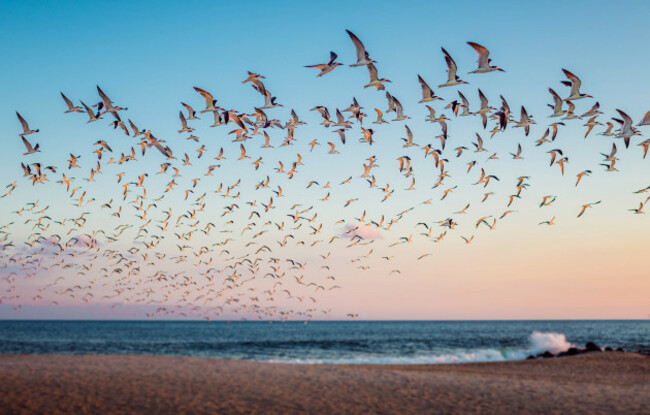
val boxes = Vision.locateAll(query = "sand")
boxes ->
[0,352,647,414]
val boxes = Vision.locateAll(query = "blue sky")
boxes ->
[0,1,649,320]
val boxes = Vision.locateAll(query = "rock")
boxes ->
[615,347,624,352]
[540,351,554,358]
[526,355,536,360]
[604,347,613,352]
[585,342,601,352]
[556,347,578,357]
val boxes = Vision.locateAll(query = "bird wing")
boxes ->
[193,87,215,108]
[562,69,582,96]
[16,112,29,132]
[328,51,338,65]
[478,89,488,109]
[418,75,433,99]
[97,86,112,107]
[367,63,379,81]
[467,42,489,68]
[346,30,367,62]
[549,88,562,108]
[441,47,458,81]
[305,64,328,70]
[616,109,633,128]
[61,93,75,109]
[181,102,194,114]
[21,137,34,152]
[458,91,470,107]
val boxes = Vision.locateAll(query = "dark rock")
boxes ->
[585,342,601,352]
[526,355,536,360]
[556,347,578,357]
[605,347,613,352]
[616,347,624,352]
[540,351,554,358]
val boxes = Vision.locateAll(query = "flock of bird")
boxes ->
[1,30,649,321]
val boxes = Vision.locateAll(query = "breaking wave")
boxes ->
[270,331,574,364]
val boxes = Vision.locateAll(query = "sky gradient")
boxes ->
[0,0,649,320]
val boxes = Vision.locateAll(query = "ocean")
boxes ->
[0,320,647,364]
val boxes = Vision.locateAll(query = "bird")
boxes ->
[438,47,468,88]
[181,102,200,120]
[417,75,442,103]
[81,101,102,123]
[97,86,128,113]
[16,112,39,137]
[373,108,388,124]
[628,202,645,214]
[577,201,601,218]
[346,30,375,67]
[513,106,534,136]
[637,111,650,126]
[539,217,556,226]
[583,116,602,138]
[61,93,82,113]
[575,170,591,187]
[327,142,339,154]
[178,111,194,134]
[21,137,40,155]
[401,125,417,148]
[467,42,505,73]
[476,89,495,129]
[510,144,523,159]
[548,89,565,117]
[364,63,391,90]
[305,51,343,77]
[194,87,219,113]
[614,109,637,148]
[561,69,592,101]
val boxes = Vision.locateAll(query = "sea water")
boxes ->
[0,320,647,364]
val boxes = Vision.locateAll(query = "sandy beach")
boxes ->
[0,352,647,414]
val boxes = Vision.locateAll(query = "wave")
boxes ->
[268,331,574,365]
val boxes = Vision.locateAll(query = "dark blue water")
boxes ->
[0,320,647,364]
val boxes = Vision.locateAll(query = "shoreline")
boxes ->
[0,352,647,414]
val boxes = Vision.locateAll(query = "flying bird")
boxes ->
[467,42,505,73]
[305,52,343,77]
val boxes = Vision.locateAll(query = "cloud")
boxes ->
[341,223,383,240]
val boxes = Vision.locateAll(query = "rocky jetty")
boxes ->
[527,342,624,360]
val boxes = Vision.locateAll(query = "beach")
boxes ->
[0,352,647,414]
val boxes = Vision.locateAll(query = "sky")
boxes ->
[0,0,649,320]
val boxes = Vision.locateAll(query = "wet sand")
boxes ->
[0,352,647,414]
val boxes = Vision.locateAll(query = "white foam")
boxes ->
[527,331,574,354]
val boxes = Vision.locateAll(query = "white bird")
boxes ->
[305,51,343,77]
[438,47,468,88]
[16,112,39,137]
[467,42,505,73]
[21,137,40,155]
[417,75,442,103]
[364,63,391,90]
[615,109,637,148]
[346,30,375,67]
[561,69,592,101]
[61,93,82,113]
[194,87,219,113]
